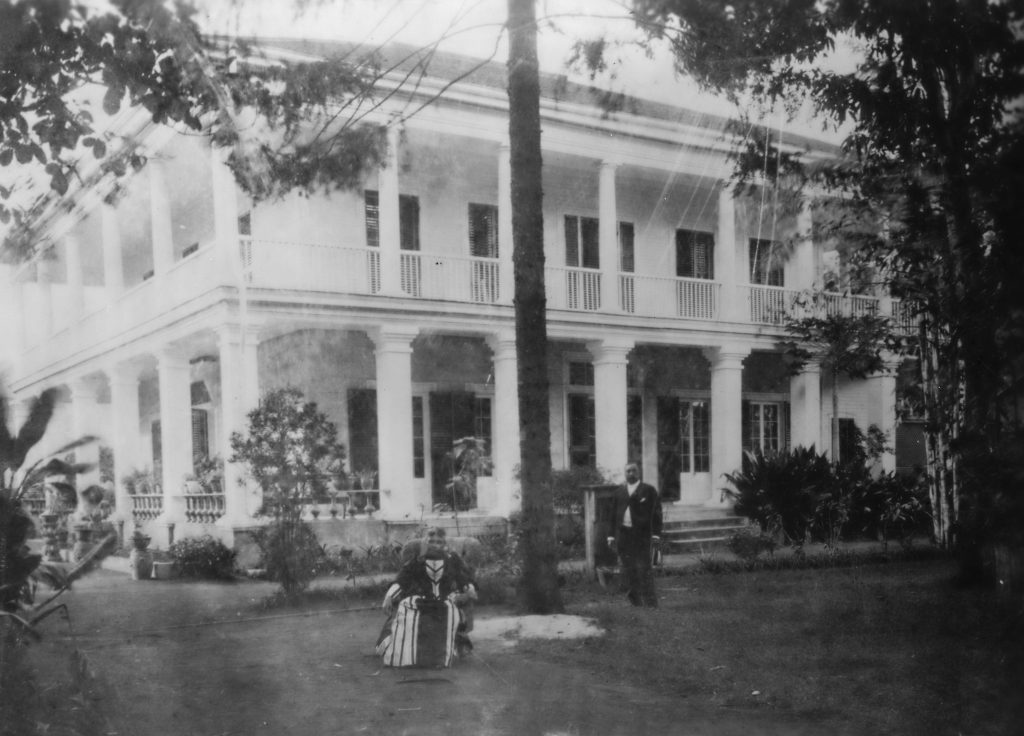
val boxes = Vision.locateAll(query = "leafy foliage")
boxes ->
[229,387,344,594]
[0,0,387,261]
[168,535,236,580]
[724,446,832,548]
[626,0,1024,551]
[1,387,98,640]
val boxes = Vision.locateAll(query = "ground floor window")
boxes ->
[743,400,788,454]
[567,393,596,469]
[347,388,378,481]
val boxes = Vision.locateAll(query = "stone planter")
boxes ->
[152,561,177,580]
[129,548,154,580]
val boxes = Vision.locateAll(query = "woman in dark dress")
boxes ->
[375,526,476,667]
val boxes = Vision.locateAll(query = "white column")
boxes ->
[371,325,419,517]
[486,331,520,514]
[598,160,619,313]
[36,261,54,338]
[498,140,514,305]
[101,204,124,297]
[378,126,402,296]
[0,265,22,366]
[64,234,84,320]
[69,377,101,505]
[157,348,192,525]
[108,363,142,522]
[789,361,822,451]
[705,345,750,506]
[715,185,740,321]
[217,325,261,526]
[10,397,32,439]
[211,145,241,277]
[588,337,634,482]
[790,198,816,290]
[150,162,175,277]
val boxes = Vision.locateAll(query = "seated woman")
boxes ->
[375,526,477,668]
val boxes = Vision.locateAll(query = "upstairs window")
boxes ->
[364,191,420,251]
[619,222,635,273]
[364,191,380,248]
[399,194,420,251]
[565,215,600,269]
[469,203,498,258]
[675,229,714,279]
[749,238,784,286]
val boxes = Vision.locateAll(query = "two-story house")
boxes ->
[1,40,901,549]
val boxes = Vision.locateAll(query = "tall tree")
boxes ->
[507,0,563,613]
[781,294,902,461]
[626,0,1024,548]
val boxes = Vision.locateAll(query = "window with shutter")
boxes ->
[468,203,498,258]
[191,409,209,466]
[364,190,379,248]
[619,222,635,273]
[564,215,600,268]
[347,389,378,476]
[749,238,784,286]
[675,229,714,279]
[399,194,420,251]
[412,396,425,479]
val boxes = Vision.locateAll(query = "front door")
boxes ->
[429,391,476,510]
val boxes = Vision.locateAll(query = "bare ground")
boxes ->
[16,569,856,736]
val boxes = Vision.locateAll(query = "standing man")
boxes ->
[608,462,663,607]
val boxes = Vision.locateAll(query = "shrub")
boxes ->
[230,388,345,594]
[727,526,777,562]
[848,470,930,549]
[724,447,833,548]
[252,522,323,593]
[168,535,237,580]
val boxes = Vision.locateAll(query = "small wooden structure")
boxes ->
[581,484,620,584]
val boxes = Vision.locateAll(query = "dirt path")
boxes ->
[38,571,832,736]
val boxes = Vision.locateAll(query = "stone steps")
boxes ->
[660,512,748,553]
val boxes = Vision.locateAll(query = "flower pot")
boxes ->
[129,548,154,580]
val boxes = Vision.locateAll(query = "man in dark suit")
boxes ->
[607,462,663,607]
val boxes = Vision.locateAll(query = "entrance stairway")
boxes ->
[660,506,748,554]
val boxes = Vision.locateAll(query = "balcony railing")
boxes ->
[182,493,225,524]
[130,495,163,523]
[399,252,501,304]
[620,274,718,319]
[547,266,602,311]
[247,239,381,295]
[20,235,911,377]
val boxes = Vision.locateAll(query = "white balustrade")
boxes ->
[130,494,163,522]
[183,493,226,524]
[398,252,501,303]
[546,266,602,311]
[247,239,381,294]
[745,285,801,324]
[618,274,718,319]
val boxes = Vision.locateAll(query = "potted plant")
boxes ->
[129,530,153,581]
[193,455,224,494]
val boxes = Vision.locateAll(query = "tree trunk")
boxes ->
[919,317,955,548]
[831,367,840,461]
[506,0,563,613]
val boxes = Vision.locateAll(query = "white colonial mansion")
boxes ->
[1,40,907,548]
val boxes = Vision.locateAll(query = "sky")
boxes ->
[196,0,745,118]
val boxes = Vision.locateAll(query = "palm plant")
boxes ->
[723,446,834,549]
[1,388,99,639]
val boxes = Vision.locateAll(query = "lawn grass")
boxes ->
[520,557,1023,736]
